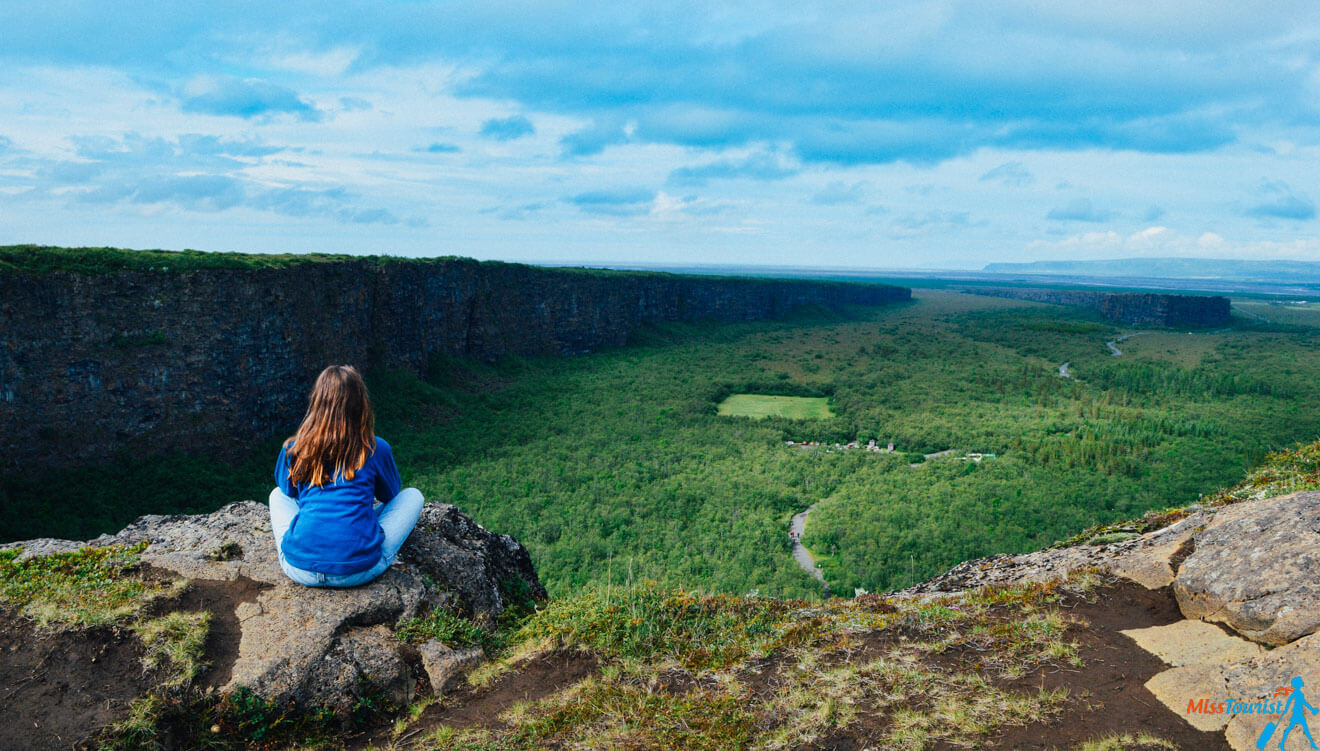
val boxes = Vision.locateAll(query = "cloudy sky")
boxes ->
[2,2,1318,269]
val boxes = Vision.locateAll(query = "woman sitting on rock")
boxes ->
[269,364,424,587]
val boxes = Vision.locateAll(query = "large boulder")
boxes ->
[1173,491,1320,646]
[3,500,544,715]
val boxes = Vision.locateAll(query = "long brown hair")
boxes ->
[284,365,376,487]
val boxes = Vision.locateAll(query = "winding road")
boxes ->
[1062,326,1237,373]
[1056,331,1144,376]
[1105,332,1147,356]
[790,505,829,590]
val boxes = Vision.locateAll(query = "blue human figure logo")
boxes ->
[1278,677,1319,749]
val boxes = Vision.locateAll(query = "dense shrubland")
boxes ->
[376,292,1320,596]
[10,291,1320,598]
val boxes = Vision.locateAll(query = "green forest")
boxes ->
[10,292,1320,600]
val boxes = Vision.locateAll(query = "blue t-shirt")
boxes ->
[274,437,402,575]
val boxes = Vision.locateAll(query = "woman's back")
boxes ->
[267,365,424,588]
[275,436,401,574]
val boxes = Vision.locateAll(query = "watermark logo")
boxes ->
[1189,676,1319,749]
[1255,677,1318,750]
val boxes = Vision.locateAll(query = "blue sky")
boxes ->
[1,2,1318,269]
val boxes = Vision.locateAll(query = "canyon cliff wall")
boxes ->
[966,288,1231,328]
[0,258,909,471]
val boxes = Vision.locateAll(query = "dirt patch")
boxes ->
[415,649,598,733]
[975,580,1228,750]
[347,649,598,749]
[802,581,1228,749]
[0,573,268,751]
[0,608,157,751]
[739,654,789,700]
[811,733,875,751]
[145,573,268,689]
[358,581,1231,749]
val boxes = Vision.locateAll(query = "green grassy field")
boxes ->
[717,394,835,419]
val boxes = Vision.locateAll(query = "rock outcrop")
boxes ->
[965,287,1232,328]
[904,490,1320,751]
[904,491,1320,649]
[3,500,544,715]
[1173,491,1320,646]
[0,257,910,474]
[900,510,1206,596]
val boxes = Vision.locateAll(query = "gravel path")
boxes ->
[790,505,828,589]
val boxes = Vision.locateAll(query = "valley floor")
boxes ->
[13,290,1320,604]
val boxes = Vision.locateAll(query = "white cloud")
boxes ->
[1026,226,1320,260]
[265,46,361,77]
[4,5,1320,266]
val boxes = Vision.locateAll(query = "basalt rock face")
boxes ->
[966,288,1231,328]
[2,499,544,714]
[0,259,910,472]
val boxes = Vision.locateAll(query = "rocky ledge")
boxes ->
[7,490,1320,750]
[2,500,544,716]
[901,490,1320,751]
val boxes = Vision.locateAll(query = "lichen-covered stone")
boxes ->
[1,500,544,715]
[1144,664,1231,732]
[417,640,484,693]
[305,625,415,714]
[1145,631,1320,747]
[1174,491,1320,645]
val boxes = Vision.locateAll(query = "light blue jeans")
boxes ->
[268,486,425,587]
